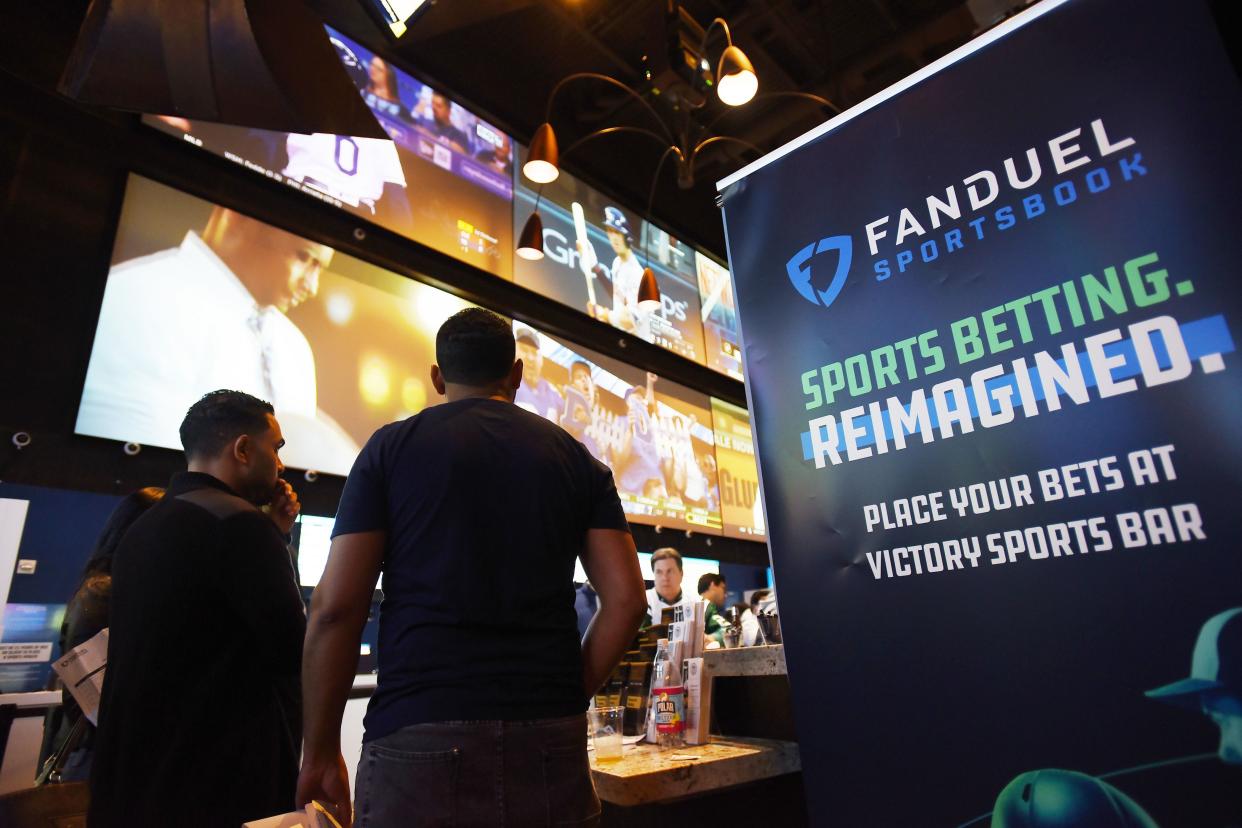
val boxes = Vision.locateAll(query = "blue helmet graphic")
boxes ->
[603,206,634,245]
[786,235,852,308]
[991,769,1159,828]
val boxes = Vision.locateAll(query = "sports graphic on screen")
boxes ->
[513,150,708,364]
[144,26,513,278]
[696,253,744,380]
[710,398,764,540]
[512,323,721,532]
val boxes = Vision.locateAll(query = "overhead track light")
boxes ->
[524,122,561,184]
[716,43,758,107]
[516,211,545,261]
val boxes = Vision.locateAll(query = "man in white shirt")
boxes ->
[579,207,654,343]
[644,547,696,626]
[76,205,358,473]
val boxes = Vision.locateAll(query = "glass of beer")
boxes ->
[589,706,624,762]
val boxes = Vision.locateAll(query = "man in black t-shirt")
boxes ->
[298,308,647,827]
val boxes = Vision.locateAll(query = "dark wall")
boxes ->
[0,8,764,565]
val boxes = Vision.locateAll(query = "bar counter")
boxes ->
[590,735,800,805]
[588,644,805,824]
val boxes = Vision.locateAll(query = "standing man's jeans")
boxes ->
[354,713,600,828]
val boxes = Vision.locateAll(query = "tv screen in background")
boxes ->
[295,514,335,589]
[513,148,708,366]
[512,322,722,534]
[75,174,473,476]
[295,514,385,592]
[143,26,514,279]
[695,252,744,381]
[710,398,765,540]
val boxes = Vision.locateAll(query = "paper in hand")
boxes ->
[51,627,109,725]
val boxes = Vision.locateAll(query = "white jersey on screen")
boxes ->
[283,133,406,211]
[610,254,653,343]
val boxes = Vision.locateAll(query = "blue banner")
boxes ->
[719,0,1242,824]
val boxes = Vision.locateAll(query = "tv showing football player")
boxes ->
[144,26,514,279]
[511,322,721,532]
[513,148,708,364]
[75,175,474,477]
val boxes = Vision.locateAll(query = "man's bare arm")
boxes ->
[296,531,385,826]
[579,528,648,696]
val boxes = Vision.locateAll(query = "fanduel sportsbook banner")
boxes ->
[718,0,1242,824]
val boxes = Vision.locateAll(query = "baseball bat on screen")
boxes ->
[572,201,597,306]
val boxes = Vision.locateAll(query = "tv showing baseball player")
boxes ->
[710,398,765,540]
[143,26,514,279]
[513,148,708,364]
[695,252,744,381]
[511,322,722,533]
[75,175,474,477]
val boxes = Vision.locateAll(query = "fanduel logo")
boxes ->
[786,235,852,308]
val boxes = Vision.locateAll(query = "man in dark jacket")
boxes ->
[89,389,305,827]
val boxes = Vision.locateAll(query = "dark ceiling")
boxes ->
[5,0,1024,257]
[309,0,1013,256]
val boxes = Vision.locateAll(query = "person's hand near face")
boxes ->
[267,478,301,537]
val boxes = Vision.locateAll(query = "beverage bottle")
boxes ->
[650,638,685,749]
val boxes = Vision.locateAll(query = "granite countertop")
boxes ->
[589,736,801,806]
[702,643,787,677]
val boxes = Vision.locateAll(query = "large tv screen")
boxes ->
[513,149,708,364]
[144,27,513,279]
[710,398,765,540]
[75,175,473,476]
[696,252,744,381]
[512,322,721,533]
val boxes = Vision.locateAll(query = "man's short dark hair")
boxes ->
[179,390,274,459]
[651,547,683,572]
[570,360,591,376]
[436,308,516,385]
[697,573,725,594]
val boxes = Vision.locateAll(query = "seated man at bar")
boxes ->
[698,572,729,647]
[89,390,305,827]
[297,308,648,826]
[644,547,696,626]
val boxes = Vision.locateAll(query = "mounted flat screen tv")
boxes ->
[513,149,709,365]
[75,174,474,477]
[144,26,513,279]
[696,252,745,380]
[710,398,766,540]
[511,322,722,533]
